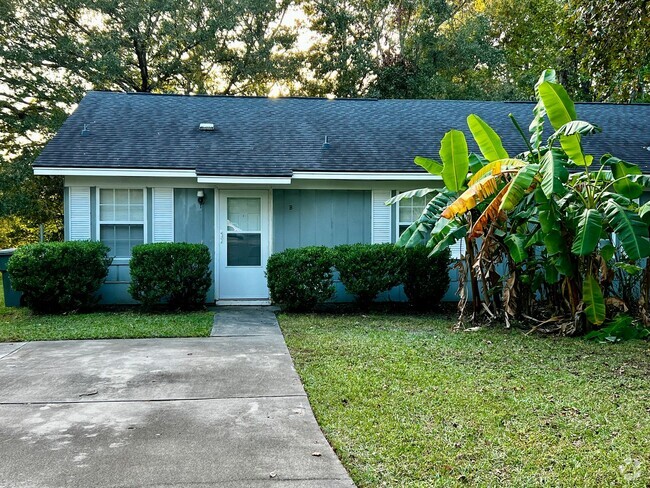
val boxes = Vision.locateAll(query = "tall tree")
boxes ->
[485,0,589,100]
[573,0,650,102]
[301,0,504,99]
[485,0,650,103]
[0,0,299,246]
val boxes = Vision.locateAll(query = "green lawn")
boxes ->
[279,313,650,487]
[0,303,213,342]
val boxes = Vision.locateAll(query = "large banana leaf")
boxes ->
[529,69,556,149]
[396,190,455,247]
[468,158,526,187]
[539,81,577,128]
[539,149,569,197]
[549,120,601,140]
[470,182,511,238]
[428,220,468,256]
[467,114,509,162]
[539,81,589,166]
[602,199,650,260]
[571,208,603,255]
[386,188,436,205]
[639,201,650,225]
[468,153,487,174]
[441,175,500,219]
[499,164,540,212]
[504,234,527,263]
[552,252,575,277]
[535,188,561,233]
[439,130,469,192]
[414,156,443,175]
[544,229,565,255]
[609,159,644,199]
[583,274,606,325]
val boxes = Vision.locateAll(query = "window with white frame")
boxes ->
[396,194,464,259]
[98,189,145,258]
[397,195,428,236]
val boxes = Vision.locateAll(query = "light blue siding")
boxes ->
[98,188,216,304]
[174,188,216,302]
[273,189,371,251]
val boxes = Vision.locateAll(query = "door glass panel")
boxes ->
[227,233,261,266]
[227,198,260,232]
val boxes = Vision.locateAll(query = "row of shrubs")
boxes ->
[8,241,450,314]
[266,243,450,311]
[8,241,211,313]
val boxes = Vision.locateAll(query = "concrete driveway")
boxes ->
[0,309,353,487]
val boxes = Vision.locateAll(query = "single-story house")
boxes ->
[33,92,650,304]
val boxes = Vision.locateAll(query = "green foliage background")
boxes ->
[1,0,648,247]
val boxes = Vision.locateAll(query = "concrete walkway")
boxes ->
[0,308,354,487]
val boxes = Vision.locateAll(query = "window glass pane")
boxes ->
[227,198,261,232]
[130,205,144,221]
[100,225,115,242]
[99,188,145,223]
[399,224,410,236]
[115,189,129,205]
[399,207,411,223]
[115,238,131,257]
[115,225,130,240]
[99,205,114,221]
[227,233,261,266]
[130,224,144,240]
[100,224,143,258]
[114,204,129,220]
[100,189,114,205]
[130,189,144,204]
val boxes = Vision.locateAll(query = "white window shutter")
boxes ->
[371,190,392,244]
[68,187,91,240]
[152,188,174,242]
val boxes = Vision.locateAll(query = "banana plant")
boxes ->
[390,70,650,333]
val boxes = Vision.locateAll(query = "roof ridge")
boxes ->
[89,90,379,102]
[86,90,650,106]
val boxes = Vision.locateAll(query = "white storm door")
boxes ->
[218,191,270,300]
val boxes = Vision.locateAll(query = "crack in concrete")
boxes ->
[0,393,309,407]
[0,342,27,361]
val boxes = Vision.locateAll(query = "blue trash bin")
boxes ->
[0,248,22,307]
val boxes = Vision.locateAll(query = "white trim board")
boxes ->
[40,166,440,183]
[216,300,272,306]
[35,167,197,177]
[197,175,292,184]
[292,171,441,181]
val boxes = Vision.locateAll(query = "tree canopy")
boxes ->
[1,0,648,247]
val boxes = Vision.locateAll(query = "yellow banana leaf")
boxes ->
[441,175,500,219]
[470,182,511,238]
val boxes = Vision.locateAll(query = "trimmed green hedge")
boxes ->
[333,243,405,307]
[129,242,211,310]
[8,241,112,313]
[401,246,451,309]
[269,243,451,309]
[266,246,335,311]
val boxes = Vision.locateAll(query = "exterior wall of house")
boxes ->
[61,178,457,305]
[174,188,216,302]
[272,189,373,302]
[272,189,372,250]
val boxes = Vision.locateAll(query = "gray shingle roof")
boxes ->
[34,91,650,176]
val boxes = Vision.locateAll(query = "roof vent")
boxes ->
[322,135,330,150]
[81,124,90,136]
[199,123,215,131]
